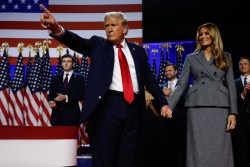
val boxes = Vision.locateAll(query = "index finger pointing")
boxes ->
[39,4,51,15]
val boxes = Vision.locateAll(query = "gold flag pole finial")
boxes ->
[134,41,139,45]
[151,49,158,59]
[17,42,25,53]
[163,43,172,52]
[143,45,150,50]
[143,45,150,56]
[43,39,51,54]
[43,39,51,48]
[34,41,42,53]
[175,44,184,52]
[175,44,184,58]
[56,45,64,57]
[2,42,9,52]
[27,44,33,54]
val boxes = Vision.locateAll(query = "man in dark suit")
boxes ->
[233,56,250,167]
[40,4,172,167]
[159,64,187,167]
[48,53,85,126]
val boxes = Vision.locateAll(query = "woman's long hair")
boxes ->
[194,23,230,71]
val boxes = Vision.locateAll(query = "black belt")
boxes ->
[108,90,138,97]
[108,90,124,96]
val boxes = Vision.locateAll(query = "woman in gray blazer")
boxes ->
[168,23,237,167]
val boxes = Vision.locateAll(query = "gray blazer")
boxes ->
[168,51,237,115]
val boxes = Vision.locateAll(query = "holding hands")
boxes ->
[160,105,172,118]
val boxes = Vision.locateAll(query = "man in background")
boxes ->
[48,53,85,126]
[233,56,250,167]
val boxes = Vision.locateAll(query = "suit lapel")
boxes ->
[104,41,115,72]
[68,72,77,85]
[127,42,141,83]
[58,74,65,90]
[235,77,243,89]
[195,52,216,80]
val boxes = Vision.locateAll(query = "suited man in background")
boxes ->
[233,56,250,167]
[159,63,187,167]
[48,53,85,126]
[40,4,171,167]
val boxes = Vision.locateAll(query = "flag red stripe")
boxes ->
[49,4,142,13]
[24,91,39,126]
[39,93,51,126]
[8,92,15,125]
[23,103,33,126]
[42,93,51,121]
[13,92,24,126]
[0,99,9,125]
[0,90,10,125]
[0,21,142,30]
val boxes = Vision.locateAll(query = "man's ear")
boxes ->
[123,25,128,35]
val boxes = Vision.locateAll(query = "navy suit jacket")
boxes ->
[51,30,168,124]
[235,77,250,127]
[48,72,85,126]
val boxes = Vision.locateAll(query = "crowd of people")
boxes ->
[39,3,250,167]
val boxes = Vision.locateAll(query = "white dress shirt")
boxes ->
[109,40,139,93]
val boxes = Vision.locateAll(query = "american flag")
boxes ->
[73,52,81,73]
[55,53,63,74]
[78,55,90,145]
[151,55,157,77]
[39,47,52,126]
[9,45,25,126]
[0,48,10,125]
[0,0,143,61]
[24,48,42,126]
[175,44,184,77]
[158,46,167,85]
[25,47,33,85]
[79,56,89,85]
[0,0,142,144]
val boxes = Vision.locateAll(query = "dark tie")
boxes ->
[64,73,69,89]
[116,44,134,104]
[244,77,247,87]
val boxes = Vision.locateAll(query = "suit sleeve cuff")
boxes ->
[65,95,68,103]
[49,25,65,37]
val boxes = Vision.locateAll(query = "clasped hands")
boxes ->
[161,105,172,118]
[242,82,250,97]
[162,87,172,98]
[49,93,66,109]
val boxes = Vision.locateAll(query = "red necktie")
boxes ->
[116,44,134,104]
[64,73,69,89]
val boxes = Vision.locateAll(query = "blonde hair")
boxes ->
[104,12,127,25]
[194,23,230,71]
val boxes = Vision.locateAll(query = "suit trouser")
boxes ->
[90,91,140,167]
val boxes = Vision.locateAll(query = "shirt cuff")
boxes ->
[65,95,68,103]
[241,93,245,100]
[49,25,65,37]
